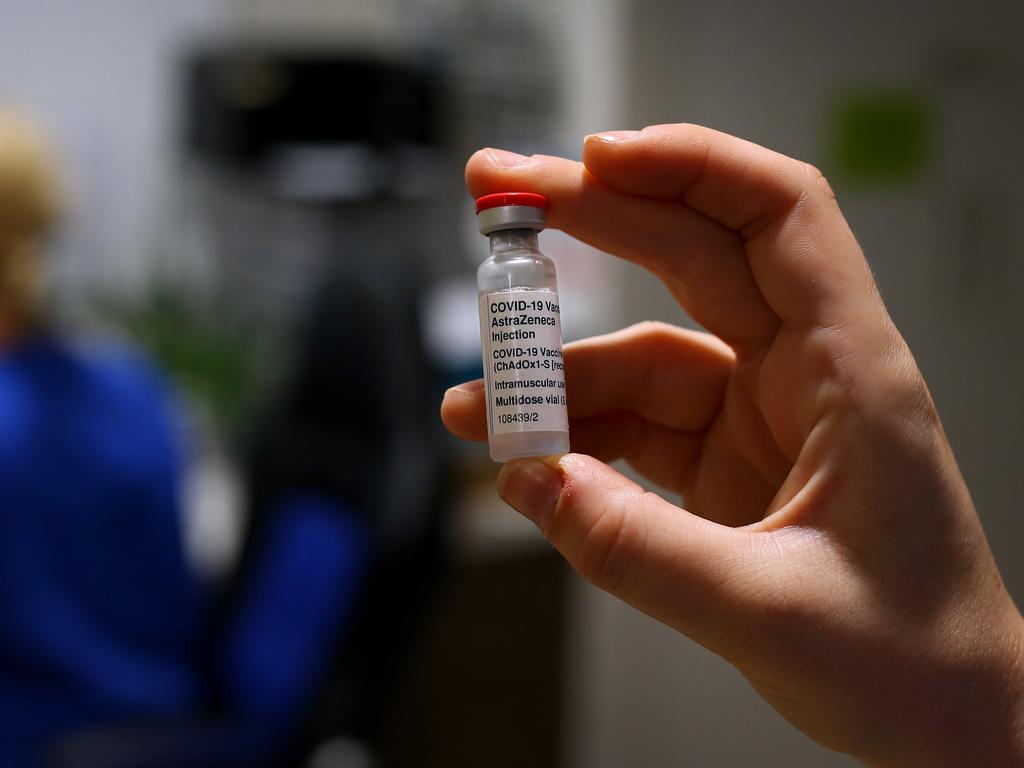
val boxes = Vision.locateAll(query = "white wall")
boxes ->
[0,0,230,298]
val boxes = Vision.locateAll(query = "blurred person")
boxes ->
[0,107,55,339]
[442,124,1024,766]
[0,106,202,765]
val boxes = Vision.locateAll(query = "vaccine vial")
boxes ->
[476,192,570,462]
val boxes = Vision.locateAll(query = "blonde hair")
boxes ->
[0,106,61,321]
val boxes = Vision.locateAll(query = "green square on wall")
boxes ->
[828,90,932,184]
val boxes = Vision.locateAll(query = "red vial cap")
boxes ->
[475,192,548,213]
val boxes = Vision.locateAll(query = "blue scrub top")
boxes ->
[0,334,202,762]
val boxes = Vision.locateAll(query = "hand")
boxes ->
[441,125,1024,766]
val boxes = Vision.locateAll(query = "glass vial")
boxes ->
[476,193,570,462]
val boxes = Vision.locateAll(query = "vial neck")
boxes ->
[488,228,539,256]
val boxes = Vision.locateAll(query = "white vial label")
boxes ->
[481,289,569,436]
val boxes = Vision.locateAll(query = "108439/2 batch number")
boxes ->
[498,412,540,424]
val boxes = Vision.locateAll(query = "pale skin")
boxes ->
[440,124,1024,766]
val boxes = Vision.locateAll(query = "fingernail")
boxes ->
[585,130,640,144]
[486,148,529,168]
[447,379,484,396]
[497,458,564,534]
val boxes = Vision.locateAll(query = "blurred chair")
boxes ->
[178,47,449,762]
[227,259,446,764]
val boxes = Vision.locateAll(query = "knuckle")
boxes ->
[628,320,679,345]
[812,317,936,430]
[803,162,837,202]
[864,329,937,425]
[879,356,939,430]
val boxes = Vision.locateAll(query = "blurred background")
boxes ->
[0,0,1022,765]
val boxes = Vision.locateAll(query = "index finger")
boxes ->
[466,125,878,351]
[582,124,877,331]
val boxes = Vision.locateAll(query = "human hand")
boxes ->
[441,125,1024,766]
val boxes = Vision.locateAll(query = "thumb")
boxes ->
[497,453,759,640]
